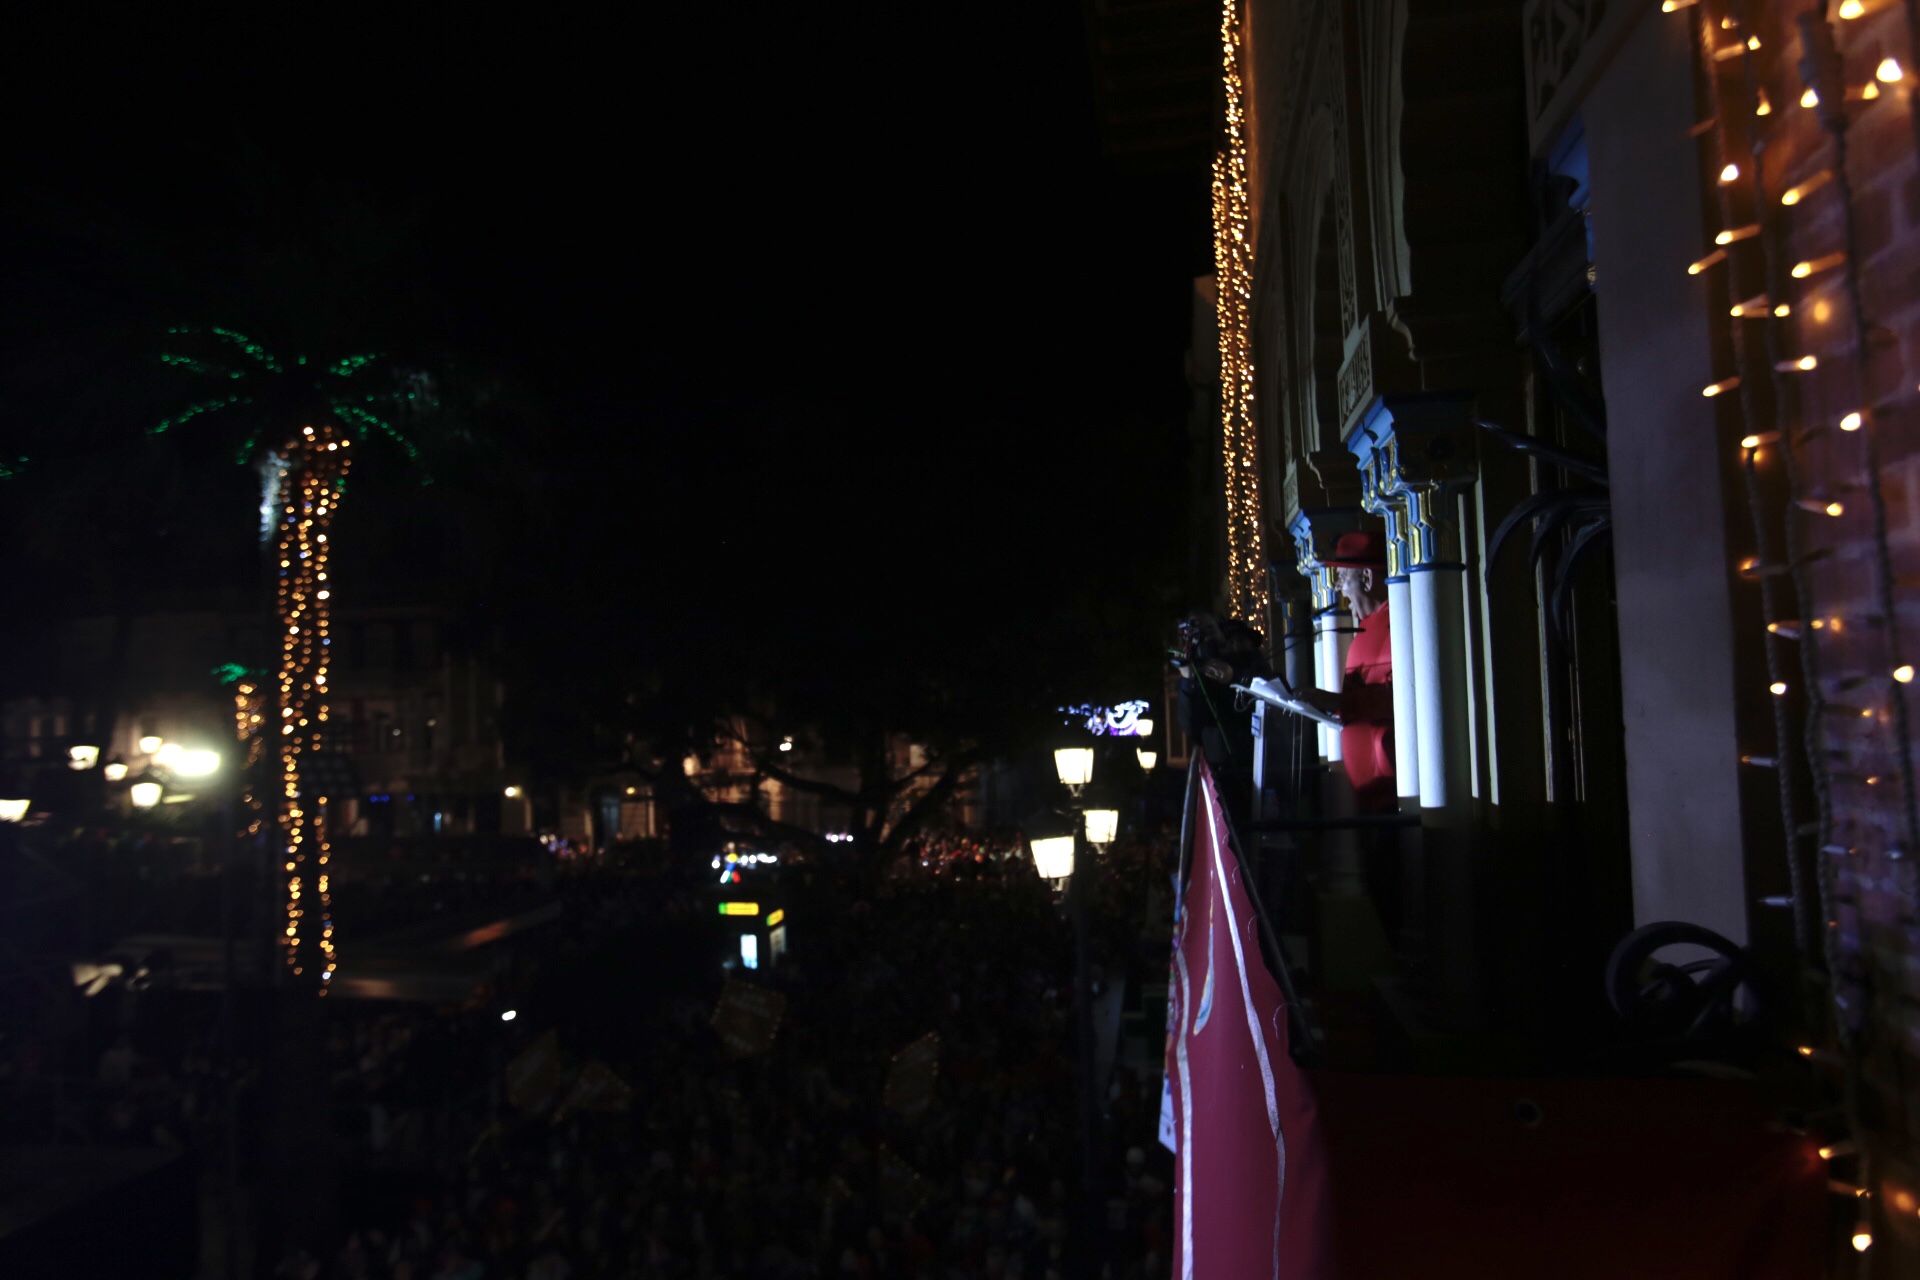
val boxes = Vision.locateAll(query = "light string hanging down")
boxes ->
[1691,1,1822,964]
[1675,0,1920,1248]
[1213,0,1270,628]
[232,678,267,854]
[1796,11,1920,862]
[275,423,351,989]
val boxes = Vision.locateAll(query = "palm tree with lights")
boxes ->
[154,325,433,988]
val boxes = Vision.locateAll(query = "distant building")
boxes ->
[0,606,510,837]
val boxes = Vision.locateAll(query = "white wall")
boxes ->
[1585,11,1750,942]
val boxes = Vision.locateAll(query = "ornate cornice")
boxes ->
[1347,391,1475,568]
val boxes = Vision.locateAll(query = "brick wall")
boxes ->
[1712,0,1920,1251]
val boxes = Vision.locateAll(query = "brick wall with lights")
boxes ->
[1684,0,1920,1250]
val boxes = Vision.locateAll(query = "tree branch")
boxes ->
[879,750,983,852]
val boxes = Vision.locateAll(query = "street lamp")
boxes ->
[1045,743,1107,1276]
[1083,807,1119,849]
[1029,833,1076,881]
[171,748,222,778]
[1053,746,1094,792]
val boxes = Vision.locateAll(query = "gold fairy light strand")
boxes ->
[1215,0,1270,628]
[275,423,350,988]
[232,680,266,844]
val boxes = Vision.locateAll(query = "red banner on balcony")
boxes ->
[1165,756,1330,1278]
[1161,755,1825,1278]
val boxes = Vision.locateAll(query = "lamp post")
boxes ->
[1044,745,1116,1278]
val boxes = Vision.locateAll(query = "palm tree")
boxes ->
[154,326,433,988]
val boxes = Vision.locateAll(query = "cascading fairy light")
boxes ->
[275,422,351,989]
[1214,0,1270,628]
[1677,0,1920,1248]
[232,679,266,845]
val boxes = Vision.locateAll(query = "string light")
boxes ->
[1801,86,1821,109]
[1876,57,1905,83]
[1688,248,1728,274]
[1838,0,1864,16]
[1702,376,1741,397]
[1895,665,1915,684]
[1660,0,1698,10]
[1741,431,1779,448]
[1791,252,1845,278]
[1779,171,1833,206]
[1771,681,1790,696]
[1840,411,1864,432]
[1775,355,1819,371]
[1755,88,1772,115]
[1212,0,1269,627]
[275,423,351,989]
[1718,162,1740,184]
[1715,224,1760,245]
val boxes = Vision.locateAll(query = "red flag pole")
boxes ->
[1173,751,1201,921]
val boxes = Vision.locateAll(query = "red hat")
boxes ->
[1321,529,1386,568]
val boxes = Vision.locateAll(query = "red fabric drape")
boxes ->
[1164,757,1825,1278]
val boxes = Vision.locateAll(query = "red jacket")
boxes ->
[1339,605,1395,811]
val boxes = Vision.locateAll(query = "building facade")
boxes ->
[1197,0,1920,1255]
[0,606,510,837]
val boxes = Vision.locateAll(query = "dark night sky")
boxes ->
[3,2,1213,724]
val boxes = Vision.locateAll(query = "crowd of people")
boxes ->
[11,824,1180,1279]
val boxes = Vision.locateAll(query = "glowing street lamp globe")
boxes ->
[171,749,221,779]
[68,744,100,771]
[1029,834,1076,881]
[1083,808,1119,849]
[130,781,164,810]
[1053,747,1095,790]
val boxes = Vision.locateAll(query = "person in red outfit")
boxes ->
[1297,529,1396,811]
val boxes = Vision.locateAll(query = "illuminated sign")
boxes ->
[740,934,759,970]
[1059,699,1154,737]
[766,908,785,927]
[717,902,760,916]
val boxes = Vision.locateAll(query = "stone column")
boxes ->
[1362,463,1422,804]
[1348,394,1480,1025]
[1401,475,1473,818]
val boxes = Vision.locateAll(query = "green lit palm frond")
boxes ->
[153,325,431,477]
